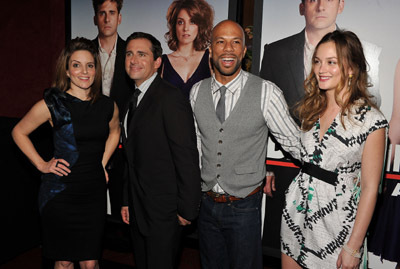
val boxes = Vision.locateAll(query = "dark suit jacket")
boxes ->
[122,75,201,236]
[93,35,133,121]
[259,29,305,124]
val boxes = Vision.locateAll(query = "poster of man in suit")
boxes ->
[260,1,400,268]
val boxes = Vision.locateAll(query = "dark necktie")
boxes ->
[216,86,227,123]
[127,88,141,129]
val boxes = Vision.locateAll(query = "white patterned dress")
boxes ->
[281,105,388,268]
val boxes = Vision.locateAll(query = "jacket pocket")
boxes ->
[234,164,260,175]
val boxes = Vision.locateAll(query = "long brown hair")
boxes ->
[52,37,102,102]
[296,30,377,131]
[165,0,214,51]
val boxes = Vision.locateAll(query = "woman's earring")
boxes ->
[348,74,353,87]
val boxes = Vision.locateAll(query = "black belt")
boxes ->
[206,186,261,203]
[301,162,337,185]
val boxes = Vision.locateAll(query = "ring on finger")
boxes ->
[55,161,59,168]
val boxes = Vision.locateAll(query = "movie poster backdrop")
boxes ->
[261,1,400,268]
[71,1,400,267]
[71,0,228,53]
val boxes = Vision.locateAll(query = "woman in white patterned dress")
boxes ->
[281,30,388,269]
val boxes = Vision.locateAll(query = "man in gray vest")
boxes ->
[190,20,301,269]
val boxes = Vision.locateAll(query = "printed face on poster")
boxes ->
[71,0,229,54]
[261,1,400,267]
[261,0,400,168]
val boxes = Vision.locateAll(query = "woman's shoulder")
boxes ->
[43,87,63,100]
[366,106,388,126]
[43,87,67,109]
[355,103,385,118]
[351,102,388,127]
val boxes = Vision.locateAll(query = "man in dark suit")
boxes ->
[120,32,201,269]
[92,0,133,218]
[260,0,380,121]
[92,0,132,117]
[260,0,345,121]
[259,0,381,256]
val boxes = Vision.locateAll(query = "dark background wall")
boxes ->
[1,0,65,118]
[0,0,65,263]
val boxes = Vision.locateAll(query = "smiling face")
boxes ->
[125,38,161,87]
[300,0,344,32]
[209,20,247,84]
[313,41,344,92]
[66,50,96,91]
[94,0,121,39]
[175,9,199,46]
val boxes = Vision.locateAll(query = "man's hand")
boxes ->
[121,206,130,224]
[263,171,276,197]
[177,214,191,226]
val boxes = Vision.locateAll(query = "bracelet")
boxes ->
[342,244,361,258]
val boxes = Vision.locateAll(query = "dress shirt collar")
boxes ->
[304,30,315,53]
[212,69,244,95]
[135,72,158,97]
[98,35,118,56]
[304,24,338,51]
[303,30,315,79]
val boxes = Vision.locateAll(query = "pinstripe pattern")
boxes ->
[190,70,300,193]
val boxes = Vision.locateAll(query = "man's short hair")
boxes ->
[301,0,341,3]
[126,32,163,60]
[92,0,123,14]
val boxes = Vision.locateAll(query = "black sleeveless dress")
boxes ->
[40,88,114,261]
[160,49,211,99]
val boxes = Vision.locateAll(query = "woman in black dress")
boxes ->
[12,38,120,269]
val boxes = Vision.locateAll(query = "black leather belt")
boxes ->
[301,162,338,185]
[206,186,261,203]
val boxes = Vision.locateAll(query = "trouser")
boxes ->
[130,217,182,269]
[198,190,263,269]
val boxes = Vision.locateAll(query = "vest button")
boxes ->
[217,152,222,156]
[218,140,223,144]
[217,164,221,168]
[219,128,224,132]
[216,174,220,179]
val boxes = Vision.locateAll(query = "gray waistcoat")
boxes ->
[194,73,269,198]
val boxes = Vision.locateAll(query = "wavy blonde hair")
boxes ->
[296,30,377,131]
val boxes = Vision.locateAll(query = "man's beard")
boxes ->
[213,58,242,77]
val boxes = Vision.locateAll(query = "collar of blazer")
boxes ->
[125,74,162,139]
[287,29,306,99]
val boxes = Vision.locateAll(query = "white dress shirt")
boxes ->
[98,36,118,97]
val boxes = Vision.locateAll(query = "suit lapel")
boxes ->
[287,30,306,102]
[126,75,162,139]
[93,37,99,50]
[110,35,125,99]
